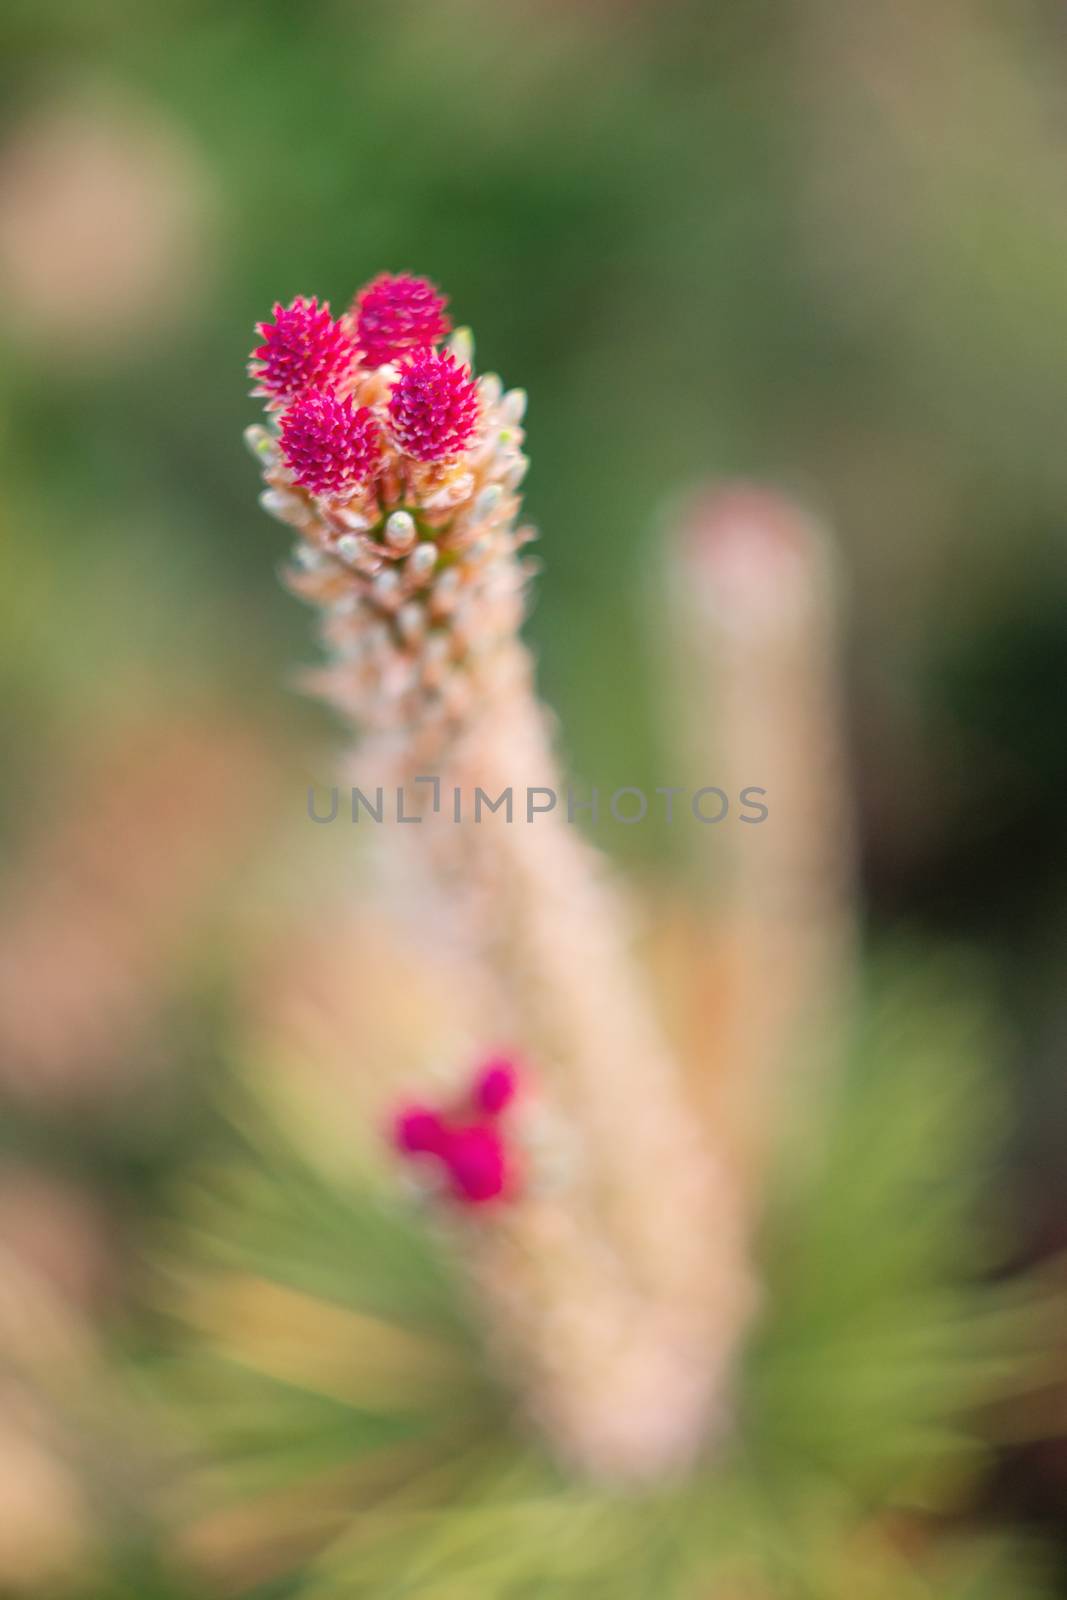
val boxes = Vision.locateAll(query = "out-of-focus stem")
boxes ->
[363,662,754,1481]
[664,484,857,1200]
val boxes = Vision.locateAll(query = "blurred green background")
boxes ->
[1,0,1066,1591]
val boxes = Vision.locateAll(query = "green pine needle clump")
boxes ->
[152,957,1063,1599]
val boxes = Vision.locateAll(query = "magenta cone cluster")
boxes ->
[388,347,481,464]
[250,274,480,494]
[394,1056,521,1205]
[250,295,355,408]
[354,272,451,368]
[278,391,382,498]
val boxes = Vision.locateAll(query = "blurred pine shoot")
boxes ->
[136,366,1063,1594]
[155,959,1061,1599]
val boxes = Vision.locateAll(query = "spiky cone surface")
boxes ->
[246,290,753,1478]
[246,338,532,759]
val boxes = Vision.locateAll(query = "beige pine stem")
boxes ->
[363,661,754,1480]
[665,484,857,1200]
